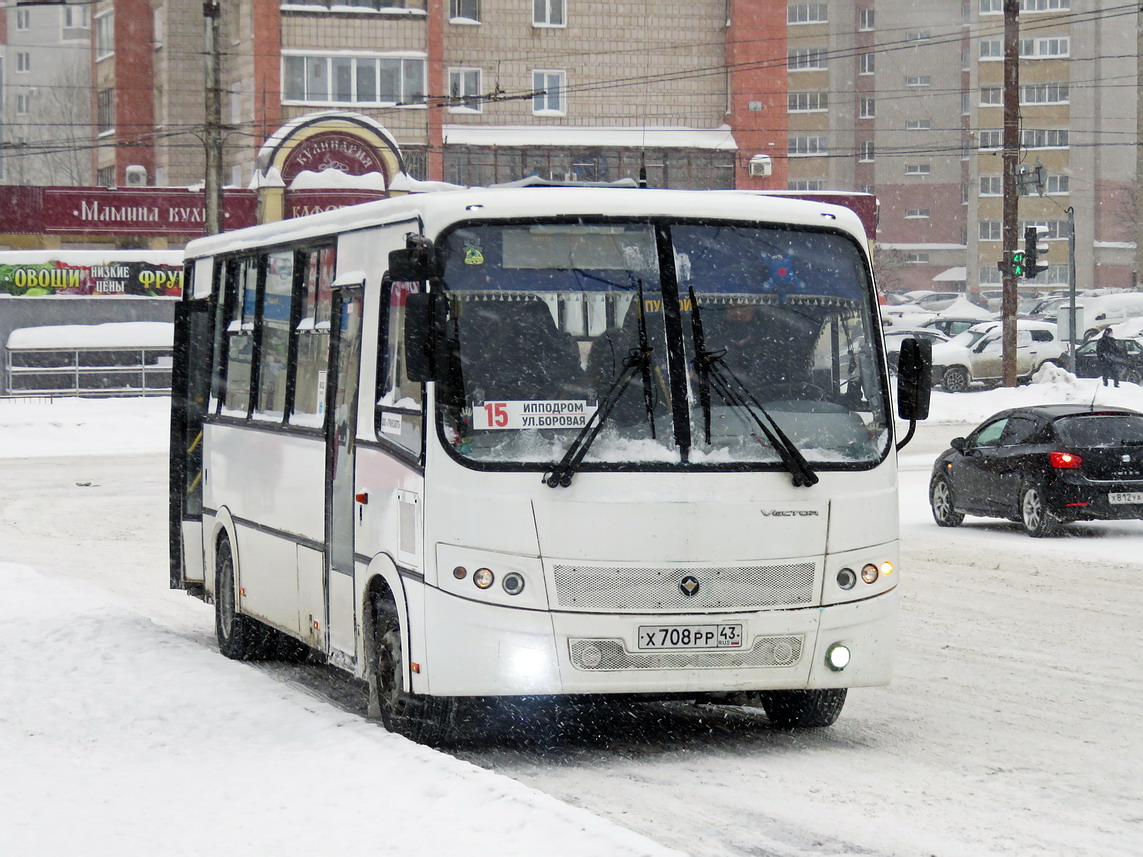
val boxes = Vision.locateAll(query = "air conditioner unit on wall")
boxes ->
[748,154,772,178]
[125,165,148,187]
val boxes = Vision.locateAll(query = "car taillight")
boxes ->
[1049,451,1083,469]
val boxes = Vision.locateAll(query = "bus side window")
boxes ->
[289,246,335,429]
[221,257,258,417]
[253,250,294,421]
[375,278,424,455]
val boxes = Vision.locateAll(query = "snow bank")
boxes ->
[0,563,681,857]
[0,397,171,459]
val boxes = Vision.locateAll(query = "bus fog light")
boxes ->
[502,572,526,596]
[473,567,494,589]
[861,563,879,584]
[580,644,603,668]
[826,643,851,671]
[836,568,857,590]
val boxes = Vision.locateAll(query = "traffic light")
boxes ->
[1010,250,1027,278]
[1023,226,1050,279]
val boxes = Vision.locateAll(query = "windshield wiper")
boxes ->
[544,281,655,488]
[688,286,818,488]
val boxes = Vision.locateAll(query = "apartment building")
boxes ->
[0,1,92,186]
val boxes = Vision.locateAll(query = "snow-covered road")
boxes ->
[1,391,1141,856]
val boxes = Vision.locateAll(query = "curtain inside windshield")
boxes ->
[435,220,889,469]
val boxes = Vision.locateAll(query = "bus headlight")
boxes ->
[473,567,494,589]
[826,642,851,671]
[861,563,879,584]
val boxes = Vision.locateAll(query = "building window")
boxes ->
[980,38,1001,60]
[979,220,1001,241]
[859,141,874,162]
[532,70,566,114]
[905,119,931,131]
[1021,37,1069,58]
[16,53,30,73]
[64,5,90,29]
[788,179,825,190]
[906,76,931,88]
[283,54,427,106]
[905,163,931,175]
[450,0,479,21]
[448,67,482,112]
[788,3,828,24]
[1020,219,1068,239]
[789,135,829,156]
[787,47,827,71]
[94,12,114,60]
[859,98,875,119]
[980,86,1001,105]
[15,93,30,115]
[905,209,931,219]
[97,166,116,187]
[533,0,565,27]
[978,130,1002,150]
[859,8,875,30]
[980,0,1002,12]
[97,89,114,133]
[1045,174,1069,194]
[859,52,875,75]
[1022,0,1070,10]
[980,176,1002,195]
[907,30,931,41]
[16,9,30,30]
[788,91,828,112]
[1021,83,1069,104]
[906,253,930,264]
[1022,128,1068,149]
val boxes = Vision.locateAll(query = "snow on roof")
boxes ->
[442,125,738,150]
[289,169,386,190]
[931,266,967,282]
[6,322,174,350]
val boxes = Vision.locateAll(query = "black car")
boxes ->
[929,404,1143,537]
[1072,336,1143,385]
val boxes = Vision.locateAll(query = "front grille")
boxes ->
[568,635,804,670]
[552,562,816,611]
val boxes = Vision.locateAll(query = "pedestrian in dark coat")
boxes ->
[1096,328,1122,387]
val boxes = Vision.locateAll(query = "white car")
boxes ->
[930,320,1066,392]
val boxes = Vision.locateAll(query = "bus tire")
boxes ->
[215,535,270,660]
[757,688,847,728]
[368,590,456,744]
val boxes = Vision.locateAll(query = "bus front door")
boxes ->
[323,285,364,662]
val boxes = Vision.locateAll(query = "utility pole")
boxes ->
[203,0,223,235]
[1001,0,1021,386]
[1136,5,1143,287]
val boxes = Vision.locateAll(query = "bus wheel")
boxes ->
[215,536,269,660]
[368,591,456,744]
[757,688,846,728]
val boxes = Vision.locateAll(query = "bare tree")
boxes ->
[871,243,912,295]
[4,55,92,186]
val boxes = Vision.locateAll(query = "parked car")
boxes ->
[929,405,1143,536]
[884,327,949,373]
[912,292,961,312]
[1019,295,1069,320]
[930,320,1065,392]
[1072,335,1143,385]
[921,316,990,338]
[1065,292,1143,340]
[881,304,937,330]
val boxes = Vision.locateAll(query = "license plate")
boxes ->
[637,624,743,650]
[1109,491,1143,505]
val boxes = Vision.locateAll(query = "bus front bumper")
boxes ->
[417,588,897,697]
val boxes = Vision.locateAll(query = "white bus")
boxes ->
[169,187,930,741]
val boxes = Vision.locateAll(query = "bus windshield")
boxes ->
[435,219,890,471]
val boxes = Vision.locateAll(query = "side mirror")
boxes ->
[404,292,448,382]
[388,234,437,281]
[950,436,966,452]
[896,337,932,421]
